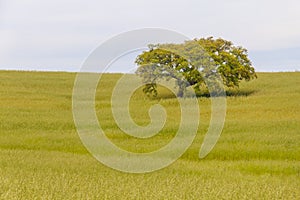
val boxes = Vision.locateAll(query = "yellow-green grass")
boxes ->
[0,71,299,199]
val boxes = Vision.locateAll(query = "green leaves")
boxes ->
[135,37,257,97]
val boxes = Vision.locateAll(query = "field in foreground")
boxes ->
[0,71,299,199]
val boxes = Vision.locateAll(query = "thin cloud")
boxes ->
[0,0,299,71]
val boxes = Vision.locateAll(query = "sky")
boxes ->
[0,0,300,72]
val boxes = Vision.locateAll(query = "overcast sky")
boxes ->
[0,0,300,72]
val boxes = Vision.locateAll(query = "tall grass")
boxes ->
[0,71,299,199]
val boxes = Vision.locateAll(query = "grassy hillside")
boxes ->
[0,71,299,199]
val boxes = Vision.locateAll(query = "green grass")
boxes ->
[0,71,299,199]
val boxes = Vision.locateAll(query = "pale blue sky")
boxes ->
[0,0,299,72]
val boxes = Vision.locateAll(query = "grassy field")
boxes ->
[0,70,299,199]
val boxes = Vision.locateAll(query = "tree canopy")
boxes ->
[135,37,257,97]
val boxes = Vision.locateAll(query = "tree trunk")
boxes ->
[177,80,185,97]
[177,87,184,97]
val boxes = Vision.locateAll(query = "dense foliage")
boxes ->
[135,37,257,97]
